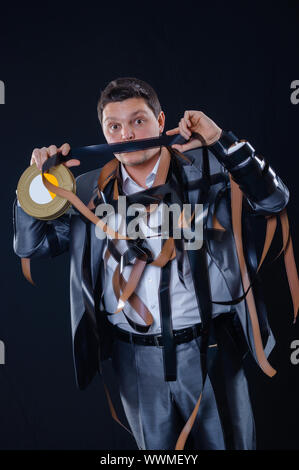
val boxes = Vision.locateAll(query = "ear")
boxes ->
[158,110,165,134]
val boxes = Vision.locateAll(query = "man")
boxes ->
[13,77,291,450]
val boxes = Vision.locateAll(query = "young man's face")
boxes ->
[102,97,165,166]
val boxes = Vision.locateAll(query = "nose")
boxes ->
[121,126,135,141]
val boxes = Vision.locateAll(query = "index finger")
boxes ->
[165,127,179,135]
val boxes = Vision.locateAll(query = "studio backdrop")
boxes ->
[0,2,298,450]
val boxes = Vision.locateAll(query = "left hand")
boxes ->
[166,110,222,152]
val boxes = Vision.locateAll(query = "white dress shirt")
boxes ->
[100,154,233,334]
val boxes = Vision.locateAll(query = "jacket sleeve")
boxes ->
[13,167,102,260]
[13,197,71,259]
[209,141,290,216]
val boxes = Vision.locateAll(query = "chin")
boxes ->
[117,151,147,165]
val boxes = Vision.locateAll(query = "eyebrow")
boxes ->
[104,109,148,123]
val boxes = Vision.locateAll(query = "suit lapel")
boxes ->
[90,222,105,288]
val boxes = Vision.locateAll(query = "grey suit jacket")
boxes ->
[13,146,290,390]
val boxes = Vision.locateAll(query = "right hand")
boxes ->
[30,143,81,171]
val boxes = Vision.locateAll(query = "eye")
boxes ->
[135,118,145,125]
[110,124,119,131]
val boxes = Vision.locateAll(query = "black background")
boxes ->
[0,1,299,450]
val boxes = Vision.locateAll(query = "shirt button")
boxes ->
[148,278,152,283]
[151,304,155,309]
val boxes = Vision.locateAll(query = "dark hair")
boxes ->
[97,77,162,126]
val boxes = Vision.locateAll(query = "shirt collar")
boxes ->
[120,154,161,191]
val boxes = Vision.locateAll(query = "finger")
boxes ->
[165,127,179,135]
[59,142,71,156]
[184,111,192,127]
[179,122,188,140]
[172,139,203,153]
[180,118,192,138]
[39,147,48,171]
[186,110,203,119]
[30,148,41,166]
[171,144,184,152]
[179,120,190,140]
[48,145,58,157]
[64,159,81,168]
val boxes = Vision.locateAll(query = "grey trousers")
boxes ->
[110,317,256,450]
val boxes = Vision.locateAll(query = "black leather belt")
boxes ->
[112,322,203,347]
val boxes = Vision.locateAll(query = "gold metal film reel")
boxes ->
[17,163,76,220]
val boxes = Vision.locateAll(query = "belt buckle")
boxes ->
[178,330,190,343]
[154,334,162,347]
